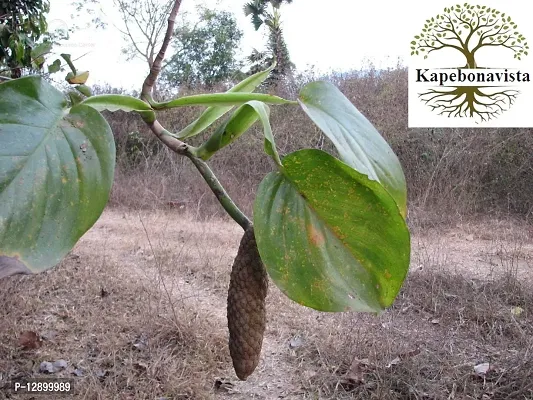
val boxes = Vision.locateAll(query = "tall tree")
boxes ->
[0,0,52,78]
[74,0,175,96]
[243,0,294,82]
[162,7,243,88]
[112,0,174,69]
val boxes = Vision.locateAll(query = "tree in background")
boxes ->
[0,0,52,78]
[112,0,174,68]
[72,0,174,97]
[72,1,242,93]
[162,7,243,88]
[72,0,174,96]
[243,0,294,83]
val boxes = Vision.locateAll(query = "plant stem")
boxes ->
[186,155,252,231]
[140,0,250,231]
[145,119,251,231]
[61,53,77,74]
[141,0,182,103]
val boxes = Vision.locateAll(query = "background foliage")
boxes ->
[243,0,294,82]
[162,7,243,88]
[0,0,51,77]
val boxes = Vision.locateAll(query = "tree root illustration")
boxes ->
[419,86,520,123]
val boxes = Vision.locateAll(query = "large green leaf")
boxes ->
[177,64,276,139]
[299,81,407,218]
[253,149,410,312]
[81,94,152,112]
[196,100,281,166]
[0,76,115,279]
[195,102,260,160]
[155,92,295,110]
[81,95,155,123]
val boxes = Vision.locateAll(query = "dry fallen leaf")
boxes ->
[53,360,68,371]
[39,360,68,374]
[39,362,55,374]
[18,331,42,350]
[474,362,491,376]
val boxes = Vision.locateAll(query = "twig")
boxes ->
[141,0,181,103]
[145,119,188,155]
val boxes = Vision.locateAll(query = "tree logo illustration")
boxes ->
[410,3,530,123]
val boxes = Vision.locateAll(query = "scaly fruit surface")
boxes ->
[227,226,268,380]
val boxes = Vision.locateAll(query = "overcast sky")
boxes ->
[46,0,531,89]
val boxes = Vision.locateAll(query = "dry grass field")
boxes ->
[1,208,532,399]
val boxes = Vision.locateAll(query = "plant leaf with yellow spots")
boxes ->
[299,81,407,218]
[253,149,410,312]
[0,76,115,279]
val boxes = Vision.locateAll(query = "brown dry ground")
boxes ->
[0,209,532,400]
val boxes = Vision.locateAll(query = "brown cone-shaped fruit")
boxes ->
[227,226,268,380]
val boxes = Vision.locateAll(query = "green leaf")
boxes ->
[196,100,281,165]
[15,41,25,63]
[0,76,116,279]
[68,91,84,106]
[196,103,260,160]
[155,92,295,110]
[47,58,61,74]
[298,81,407,218]
[75,84,92,97]
[61,53,76,74]
[81,94,152,112]
[254,149,410,312]
[39,14,48,35]
[177,64,276,139]
[81,95,155,123]
[31,41,52,61]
